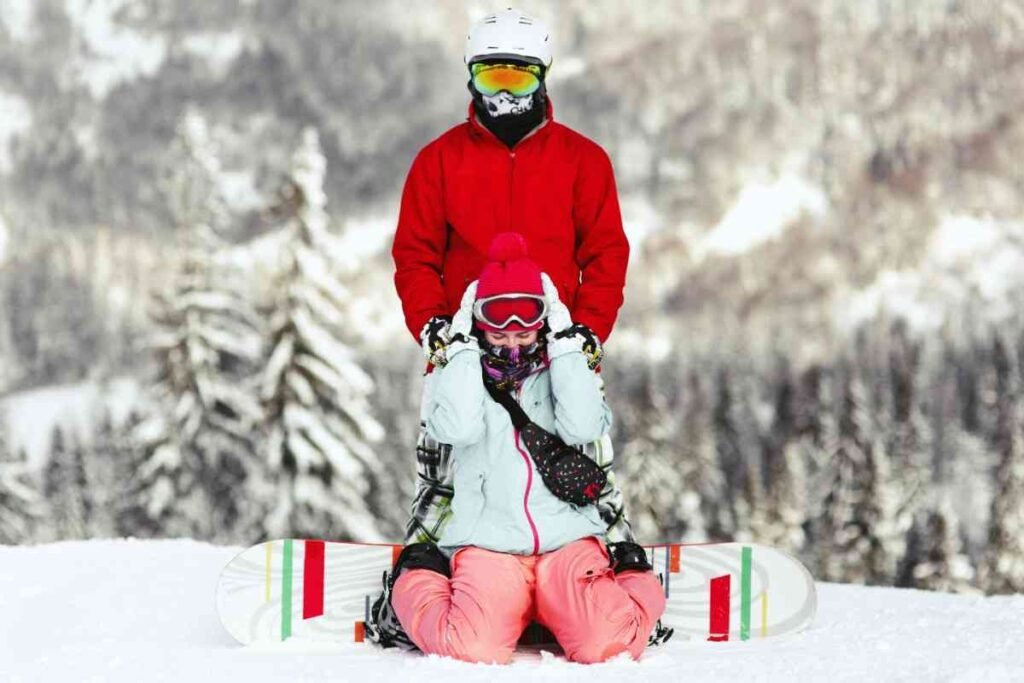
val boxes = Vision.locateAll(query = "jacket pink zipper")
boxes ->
[513,384,540,554]
[514,430,540,555]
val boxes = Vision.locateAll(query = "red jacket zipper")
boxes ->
[513,385,540,555]
[509,150,515,232]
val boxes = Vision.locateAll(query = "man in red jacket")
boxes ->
[370,9,652,650]
[392,9,629,364]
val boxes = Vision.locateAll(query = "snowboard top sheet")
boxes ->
[217,539,817,647]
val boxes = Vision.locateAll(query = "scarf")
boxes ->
[481,340,545,392]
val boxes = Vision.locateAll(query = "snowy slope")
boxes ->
[2,540,1023,682]
[0,378,143,470]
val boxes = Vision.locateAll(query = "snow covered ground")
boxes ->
[2,540,1022,683]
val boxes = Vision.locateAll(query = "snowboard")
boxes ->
[217,539,816,647]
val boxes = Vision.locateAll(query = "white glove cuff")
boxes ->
[547,334,583,360]
[447,337,482,359]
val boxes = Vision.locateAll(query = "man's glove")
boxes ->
[540,273,603,370]
[446,280,480,358]
[420,315,453,367]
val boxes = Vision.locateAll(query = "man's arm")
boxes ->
[571,145,630,343]
[393,144,449,342]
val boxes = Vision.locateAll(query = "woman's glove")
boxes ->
[446,280,480,358]
[541,273,604,370]
[540,273,572,334]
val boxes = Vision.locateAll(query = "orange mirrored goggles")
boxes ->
[470,62,542,97]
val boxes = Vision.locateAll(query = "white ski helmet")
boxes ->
[464,8,553,68]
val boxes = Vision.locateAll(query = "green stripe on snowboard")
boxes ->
[281,540,293,639]
[740,546,752,640]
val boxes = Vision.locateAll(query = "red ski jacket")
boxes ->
[392,100,629,343]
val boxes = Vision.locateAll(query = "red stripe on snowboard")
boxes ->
[708,574,731,641]
[670,545,681,573]
[303,540,325,619]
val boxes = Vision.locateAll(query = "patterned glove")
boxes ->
[420,315,453,367]
[552,323,605,371]
[446,280,480,358]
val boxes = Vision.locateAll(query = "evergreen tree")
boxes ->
[679,369,726,542]
[981,336,1024,593]
[0,415,39,544]
[917,340,993,564]
[861,434,903,584]
[364,356,422,539]
[759,363,808,554]
[929,342,958,486]
[904,499,977,594]
[795,363,831,562]
[956,345,983,435]
[118,410,199,539]
[817,366,901,583]
[0,266,20,389]
[794,364,829,462]
[712,367,746,539]
[619,361,687,541]
[886,322,931,544]
[83,410,127,539]
[42,426,89,541]
[260,128,385,541]
[141,110,265,541]
[737,370,768,542]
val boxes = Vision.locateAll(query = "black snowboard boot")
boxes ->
[606,542,673,647]
[607,541,653,574]
[366,543,451,650]
[392,542,452,580]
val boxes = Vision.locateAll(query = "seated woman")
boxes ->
[379,232,666,664]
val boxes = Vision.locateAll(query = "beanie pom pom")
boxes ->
[488,232,529,263]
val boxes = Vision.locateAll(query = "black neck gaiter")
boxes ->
[470,85,547,149]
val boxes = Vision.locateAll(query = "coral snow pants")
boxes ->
[391,537,667,665]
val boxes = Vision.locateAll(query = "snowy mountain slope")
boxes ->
[835,214,1024,335]
[1,539,1022,682]
[0,378,143,470]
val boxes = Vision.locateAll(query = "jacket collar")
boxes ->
[467,98,554,148]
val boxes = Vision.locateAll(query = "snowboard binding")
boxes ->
[365,568,417,650]
[365,543,451,650]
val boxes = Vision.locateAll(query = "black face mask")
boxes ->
[467,70,547,149]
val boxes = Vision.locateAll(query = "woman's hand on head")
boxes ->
[540,273,572,334]
[445,280,482,358]
[450,280,479,339]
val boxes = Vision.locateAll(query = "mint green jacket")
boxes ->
[427,346,611,556]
